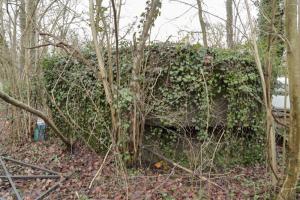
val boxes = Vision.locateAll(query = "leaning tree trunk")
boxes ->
[277,0,300,199]
[244,0,279,183]
[0,90,72,148]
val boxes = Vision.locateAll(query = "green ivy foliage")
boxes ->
[148,44,263,133]
[42,56,111,151]
[42,43,264,156]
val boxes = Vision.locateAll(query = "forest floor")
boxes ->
[0,116,275,199]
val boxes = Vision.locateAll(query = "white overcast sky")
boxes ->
[122,0,255,41]
[78,0,256,43]
[128,0,228,41]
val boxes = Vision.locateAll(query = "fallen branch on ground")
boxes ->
[143,146,226,191]
[89,143,112,189]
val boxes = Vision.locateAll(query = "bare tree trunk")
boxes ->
[1,0,23,141]
[0,0,6,73]
[24,0,38,136]
[129,0,161,164]
[19,0,26,74]
[89,0,119,143]
[0,0,4,54]
[277,0,300,199]
[111,0,122,141]
[226,0,233,48]
[244,0,279,184]
[265,0,279,185]
[298,0,300,30]
[11,8,18,70]
[89,0,160,165]
[196,0,208,48]
[26,0,38,70]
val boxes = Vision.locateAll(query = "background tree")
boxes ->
[226,0,233,48]
[244,0,280,185]
[277,0,300,198]
[262,0,282,185]
[258,0,287,185]
[258,0,284,74]
[196,0,208,48]
[0,0,87,143]
[89,0,161,164]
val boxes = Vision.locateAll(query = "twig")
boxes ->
[0,157,22,200]
[143,146,226,191]
[248,187,271,198]
[38,32,92,67]
[89,144,112,189]
[35,172,74,200]
[272,111,289,128]
[145,167,175,200]
[3,156,60,175]
[0,175,60,179]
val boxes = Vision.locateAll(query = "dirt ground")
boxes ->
[0,115,274,200]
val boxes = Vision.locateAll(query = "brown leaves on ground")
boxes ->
[0,121,273,199]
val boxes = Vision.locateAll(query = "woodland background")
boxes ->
[0,0,300,199]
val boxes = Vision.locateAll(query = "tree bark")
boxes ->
[19,0,26,74]
[26,0,38,70]
[298,0,300,30]
[129,0,161,164]
[244,0,279,183]
[226,0,233,48]
[89,0,119,142]
[265,0,279,185]
[277,0,300,199]
[24,0,38,135]
[196,0,208,48]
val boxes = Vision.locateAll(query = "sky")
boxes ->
[79,0,256,43]
[121,0,229,41]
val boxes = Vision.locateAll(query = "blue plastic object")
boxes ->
[34,127,39,141]
[33,118,46,141]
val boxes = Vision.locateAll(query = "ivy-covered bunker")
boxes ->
[42,44,264,151]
